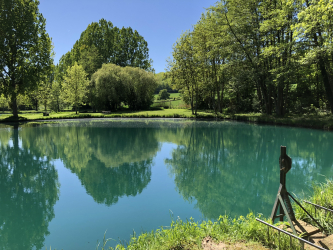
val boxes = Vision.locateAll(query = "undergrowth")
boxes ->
[294,179,333,234]
[98,214,305,250]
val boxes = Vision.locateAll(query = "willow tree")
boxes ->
[0,0,53,117]
[91,64,157,111]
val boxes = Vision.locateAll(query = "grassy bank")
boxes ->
[230,113,333,130]
[98,179,333,250]
[1,109,333,130]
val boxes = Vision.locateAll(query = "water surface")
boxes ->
[0,119,332,249]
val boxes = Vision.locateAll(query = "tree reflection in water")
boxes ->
[165,123,333,220]
[0,120,332,248]
[20,123,160,206]
[0,121,160,249]
[0,125,60,250]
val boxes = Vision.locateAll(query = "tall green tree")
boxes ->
[38,80,51,111]
[62,62,89,114]
[169,0,333,115]
[169,31,199,114]
[57,19,153,82]
[0,0,53,117]
[49,80,63,112]
[78,45,103,80]
[294,0,333,113]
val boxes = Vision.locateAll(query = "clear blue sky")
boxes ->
[39,0,218,73]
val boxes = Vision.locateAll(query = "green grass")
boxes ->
[169,93,181,98]
[0,109,198,122]
[154,93,182,102]
[152,93,187,109]
[1,109,333,131]
[96,179,333,250]
[98,214,304,250]
[294,179,333,234]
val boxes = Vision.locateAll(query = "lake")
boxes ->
[0,119,332,250]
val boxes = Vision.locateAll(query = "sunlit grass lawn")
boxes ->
[169,93,181,98]
[0,109,198,122]
[153,93,185,108]
[154,92,181,101]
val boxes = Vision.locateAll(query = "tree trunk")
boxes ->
[313,31,333,112]
[11,92,18,118]
[191,96,194,114]
[195,88,198,116]
[318,57,333,113]
[259,75,271,114]
[276,84,284,116]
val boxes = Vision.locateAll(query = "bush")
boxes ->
[158,89,170,100]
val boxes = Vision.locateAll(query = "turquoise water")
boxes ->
[0,119,332,249]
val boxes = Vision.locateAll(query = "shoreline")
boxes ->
[0,110,332,131]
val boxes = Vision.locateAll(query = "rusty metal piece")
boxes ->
[271,146,297,234]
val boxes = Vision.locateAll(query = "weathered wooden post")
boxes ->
[271,146,297,235]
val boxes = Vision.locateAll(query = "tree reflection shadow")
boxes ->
[165,123,333,220]
[20,124,160,206]
[0,125,59,250]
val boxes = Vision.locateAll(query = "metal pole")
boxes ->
[255,218,327,250]
[288,193,324,232]
[304,200,333,213]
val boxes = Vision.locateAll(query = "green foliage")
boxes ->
[0,0,53,117]
[0,94,8,112]
[78,45,103,80]
[169,0,333,116]
[157,89,170,100]
[92,64,157,110]
[38,80,51,111]
[56,19,153,82]
[154,72,175,94]
[295,179,333,234]
[49,81,65,112]
[62,62,89,114]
